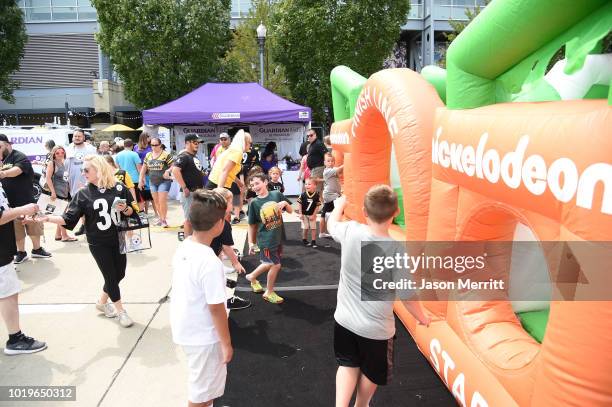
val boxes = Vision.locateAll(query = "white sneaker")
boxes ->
[117,311,133,328]
[319,233,332,239]
[96,302,117,318]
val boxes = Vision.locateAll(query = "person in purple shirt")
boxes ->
[134,132,152,163]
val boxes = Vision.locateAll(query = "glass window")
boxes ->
[52,0,76,6]
[24,0,50,6]
[52,6,77,20]
[78,6,96,20]
[239,0,252,16]
[409,1,423,19]
[27,7,52,21]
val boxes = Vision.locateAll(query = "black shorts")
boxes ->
[334,322,394,386]
[141,188,153,201]
[206,180,240,195]
[321,201,335,215]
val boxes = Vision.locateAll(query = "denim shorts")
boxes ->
[150,180,172,193]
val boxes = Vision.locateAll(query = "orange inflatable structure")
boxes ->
[328,1,611,405]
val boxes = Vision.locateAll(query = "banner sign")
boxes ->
[250,123,305,159]
[173,123,306,167]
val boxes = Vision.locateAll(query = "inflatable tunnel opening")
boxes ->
[510,223,551,343]
[456,206,541,371]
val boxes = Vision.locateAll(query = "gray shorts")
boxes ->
[181,193,194,218]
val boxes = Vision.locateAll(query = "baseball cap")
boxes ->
[184,133,202,143]
[113,137,123,144]
[219,132,229,140]
[0,134,10,143]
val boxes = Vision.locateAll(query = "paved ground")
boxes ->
[0,201,252,407]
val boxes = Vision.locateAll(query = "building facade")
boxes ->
[401,0,488,70]
[1,0,485,126]
[0,0,254,127]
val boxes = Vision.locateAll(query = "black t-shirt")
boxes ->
[0,148,35,206]
[210,220,234,256]
[297,191,321,215]
[241,149,260,175]
[268,181,284,193]
[299,141,309,157]
[307,140,326,169]
[0,184,16,267]
[62,182,136,245]
[174,151,204,190]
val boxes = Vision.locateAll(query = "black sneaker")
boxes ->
[31,247,52,258]
[227,295,251,310]
[74,224,85,236]
[303,239,309,246]
[14,251,28,264]
[4,334,47,355]
[311,241,318,248]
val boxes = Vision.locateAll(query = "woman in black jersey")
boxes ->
[39,155,136,327]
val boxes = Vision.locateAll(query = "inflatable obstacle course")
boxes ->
[329,0,611,405]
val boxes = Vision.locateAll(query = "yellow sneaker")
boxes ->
[250,280,264,293]
[263,292,284,304]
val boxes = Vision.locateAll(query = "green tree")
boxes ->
[220,0,291,99]
[92,0,232,109]
[272,0,410,124]
[439,0,490,68]
[0,1,27,103]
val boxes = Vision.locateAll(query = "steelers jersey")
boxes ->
[63,182,136,245]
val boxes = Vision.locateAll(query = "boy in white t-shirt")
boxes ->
[170,190,233,406]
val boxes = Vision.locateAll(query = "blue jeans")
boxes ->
[150,180,172,193]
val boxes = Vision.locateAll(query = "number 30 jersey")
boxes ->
[63,182,136,245]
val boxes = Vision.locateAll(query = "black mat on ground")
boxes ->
[218,290,455,407]
[239,222,342,288]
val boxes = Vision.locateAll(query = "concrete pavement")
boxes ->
[0,201,256,407]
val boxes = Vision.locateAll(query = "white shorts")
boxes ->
[0,263,21,299]
[183,342,227,403]
[301,216,316,230]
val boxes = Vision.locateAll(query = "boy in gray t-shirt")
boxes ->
[319,153,343,239]
[328,186,430,406]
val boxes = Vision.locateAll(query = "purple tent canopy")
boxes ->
[142,82,311,125]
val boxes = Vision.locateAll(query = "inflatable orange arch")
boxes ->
[331,67,612,406]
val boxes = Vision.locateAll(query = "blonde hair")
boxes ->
[213,187,232,202]
[84,155,117,189]
[364,184,398,223]
[268,166,282,176]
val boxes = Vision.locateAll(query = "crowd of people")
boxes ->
[0,127,431,407]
